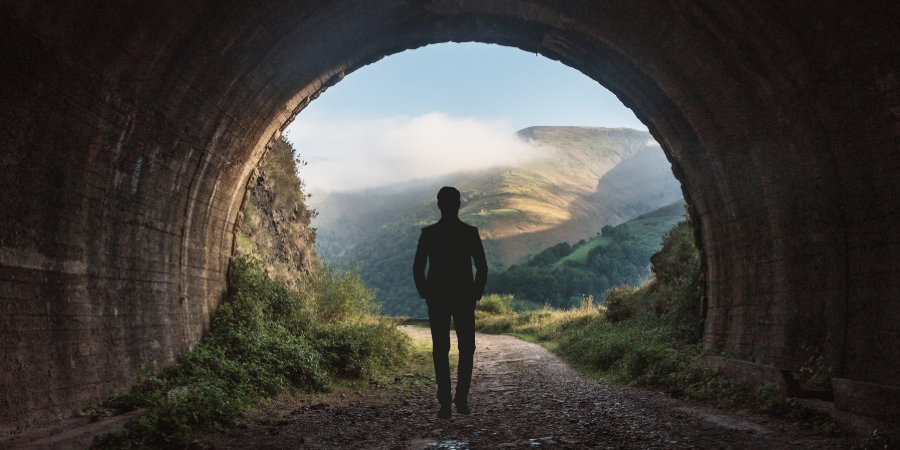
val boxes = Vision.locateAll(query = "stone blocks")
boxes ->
[1,0,899,439]
[833,378,900,420]
[698,356,791,395]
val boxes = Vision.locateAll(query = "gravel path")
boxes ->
[215,326,842,449]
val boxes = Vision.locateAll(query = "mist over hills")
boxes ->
[309,126,683,316]
[311,174,466,259]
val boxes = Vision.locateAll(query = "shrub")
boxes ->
[314,319,410,378]
[476,293,514,315]
[604,284,635,322]
[94,255,409,449]
[308,261,379,322]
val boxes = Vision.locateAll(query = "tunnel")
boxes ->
[1,0,898,439]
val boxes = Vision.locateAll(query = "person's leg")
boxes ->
[452,304,477,408]
[427,301,453,408]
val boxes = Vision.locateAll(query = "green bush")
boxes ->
[604,284,635,323]
[313,320,410,378]
[476,293,514,315]
[94,256,409,449]
[309,261,379,322]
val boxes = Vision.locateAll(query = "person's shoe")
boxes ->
[455,403,470,415]
[437,404,452,420]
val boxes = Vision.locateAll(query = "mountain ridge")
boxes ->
[310,126,683,316]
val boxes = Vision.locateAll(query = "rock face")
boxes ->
[237,137,317,287]
[0,0,899,437]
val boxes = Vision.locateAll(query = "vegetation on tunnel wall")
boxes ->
[237,137,318,288]
[94,256,410,449]
[92,138,411,449]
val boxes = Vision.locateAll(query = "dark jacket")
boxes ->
[413,217,488,303]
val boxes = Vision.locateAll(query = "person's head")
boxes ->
[437,186,461,217]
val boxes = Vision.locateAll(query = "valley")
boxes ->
[310,126,683,316]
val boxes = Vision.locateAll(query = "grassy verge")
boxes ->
[92,256,411,449]
[476,301,841,432]
[218,329,452,436]
[474,220,886,445]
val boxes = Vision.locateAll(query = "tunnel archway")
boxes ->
[2,0,898,436]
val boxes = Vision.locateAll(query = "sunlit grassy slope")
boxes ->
[482,199,686,308]
[553,200,687,269]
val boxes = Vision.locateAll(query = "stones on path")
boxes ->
[215,328,845,449]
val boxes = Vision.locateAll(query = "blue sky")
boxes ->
[284,42,646,192]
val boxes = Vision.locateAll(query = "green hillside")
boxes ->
[484,199,687,309]
[312,126,684,316]
[553,200,689,269]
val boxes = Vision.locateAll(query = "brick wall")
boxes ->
[0,0,897,438]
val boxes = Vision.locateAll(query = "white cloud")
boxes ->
[646,138,661,147]
[284,113,545,192]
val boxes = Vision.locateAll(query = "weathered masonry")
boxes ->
[1,0,898,439]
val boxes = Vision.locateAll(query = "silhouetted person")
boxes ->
[413,186,488,420]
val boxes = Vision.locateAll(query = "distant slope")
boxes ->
[311,174,466,259]
[553,200,688,269]
[485,199,687,308]
[312,126,683,316]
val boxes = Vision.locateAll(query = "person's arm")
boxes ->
[413,229,429,299]
[471,227,488,301]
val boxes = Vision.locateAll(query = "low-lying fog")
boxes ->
[287,112,548,193]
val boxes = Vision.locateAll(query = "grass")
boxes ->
[555,235,610,268]
[552,200,685,269]
[198,327,453,446]
[92,255,412,449]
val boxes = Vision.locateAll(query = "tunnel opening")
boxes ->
[2,0,899,441]
[285,42,685,319]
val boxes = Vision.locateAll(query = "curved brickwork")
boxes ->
[0,0,898,437]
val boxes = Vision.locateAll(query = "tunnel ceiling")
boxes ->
[1,0,899,437]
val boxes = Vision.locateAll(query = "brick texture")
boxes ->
[0,0,898,438]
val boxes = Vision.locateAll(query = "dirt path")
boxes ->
[216,327,842,449]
